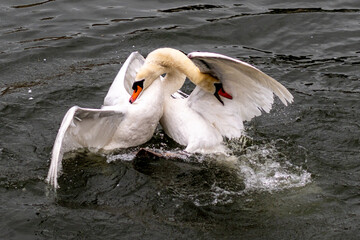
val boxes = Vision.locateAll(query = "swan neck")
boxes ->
[166,52,200,81]
[148,48,202,84]
[163,71,186,95]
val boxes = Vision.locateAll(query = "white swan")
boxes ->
[47,48,293,188]
[130,48,293,153]
[46,52,164,188]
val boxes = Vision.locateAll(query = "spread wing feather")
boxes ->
[103,52,145,106]
[47,51,145,188]
[46,106,125,188]
[187,52,293,139]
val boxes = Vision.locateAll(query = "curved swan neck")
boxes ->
[147,48,219,92]
[162,71,186,96]
[136,48,219,95]
[147,48,200,80]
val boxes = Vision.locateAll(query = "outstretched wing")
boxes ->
[47,52,146,188]
[103,51,146,106]
[46,106,124,188]
[187,51,293,139]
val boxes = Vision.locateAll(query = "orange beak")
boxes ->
[129,85,143,104]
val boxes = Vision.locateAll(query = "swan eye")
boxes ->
[132,79,145,91]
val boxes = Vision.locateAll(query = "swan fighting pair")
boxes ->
[47,48,293,188]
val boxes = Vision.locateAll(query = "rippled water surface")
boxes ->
[1,0,359,239]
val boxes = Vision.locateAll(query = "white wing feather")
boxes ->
[46,106,125,188]
[103,52,145,106]
[47,51,145,188]
[187,52,293,139]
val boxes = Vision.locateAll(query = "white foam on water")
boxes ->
[187,139,312,206]
[236,145,311,193]
[107,152,136,162]
[102,138,311,207]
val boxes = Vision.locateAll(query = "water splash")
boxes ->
[107,152,136,162]
[236,143,311,193]
[180,137,312,206]
[62,134,311,208]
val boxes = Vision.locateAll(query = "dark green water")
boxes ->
[1,0,359,239]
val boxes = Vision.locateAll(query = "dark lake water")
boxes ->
[1,0,359,239]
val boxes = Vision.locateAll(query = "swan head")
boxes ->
[129,79,145,104]
[196,74,233,105]
[129,62,165,104]
[213,82,233,105]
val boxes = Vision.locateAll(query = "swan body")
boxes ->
[161,97,226,153]
[47,47,294,187]
[131,48,293,153]
[47,52,163,188]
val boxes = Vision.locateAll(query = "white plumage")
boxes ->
[47,48,293,188]
[47,52,163,188]
[132,48,293,153]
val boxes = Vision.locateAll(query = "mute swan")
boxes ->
[130,48,293,153]
[47,52,163,188]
